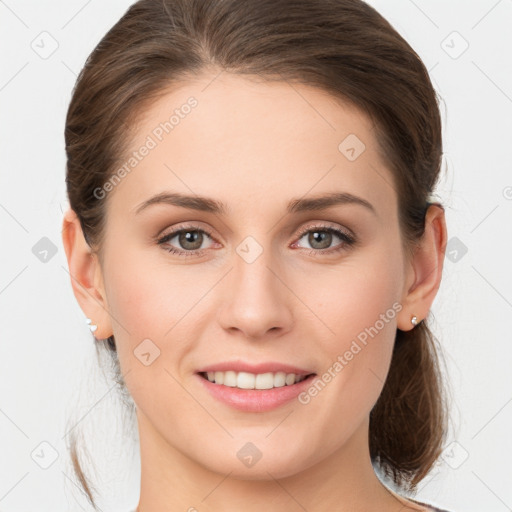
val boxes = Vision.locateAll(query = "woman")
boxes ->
[62,0,453,510]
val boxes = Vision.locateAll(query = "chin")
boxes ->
[192,440,317,481]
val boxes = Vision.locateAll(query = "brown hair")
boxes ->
[64,0,449,507]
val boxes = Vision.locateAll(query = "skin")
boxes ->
[62,71,447,512]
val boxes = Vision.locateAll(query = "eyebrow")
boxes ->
[134,191,376,216]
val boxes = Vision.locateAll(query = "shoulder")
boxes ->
[408,497,454,512]
[386,487,453,512]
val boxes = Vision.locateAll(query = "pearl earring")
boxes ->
[411,315,419,327]
[85,317,98,333]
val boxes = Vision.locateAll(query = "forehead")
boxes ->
[106,72,397,221]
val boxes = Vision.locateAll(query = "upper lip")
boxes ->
[197,361,315,376]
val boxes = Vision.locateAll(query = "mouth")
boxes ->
[198,370,315,390]
[196,369,317,412]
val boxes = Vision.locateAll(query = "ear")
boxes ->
[397,204,448,331]
[61,208,113,339]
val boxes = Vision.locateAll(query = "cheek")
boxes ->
[101,247,229,413]
[308,280,398,403]
[295,246,403,413]
[103,245,214,342]
[303,247,403,348]
[101,251,207,423]
[100,247,197,386]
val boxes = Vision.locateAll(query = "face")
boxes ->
[95,72,411,478]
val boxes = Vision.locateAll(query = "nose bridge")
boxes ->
[217,236,293,338]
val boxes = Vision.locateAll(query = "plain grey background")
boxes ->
[1,0,511,510]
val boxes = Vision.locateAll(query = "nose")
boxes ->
[217,246,294,340]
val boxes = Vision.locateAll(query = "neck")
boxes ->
[135,410,410,512]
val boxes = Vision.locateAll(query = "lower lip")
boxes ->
[196,373,317,412]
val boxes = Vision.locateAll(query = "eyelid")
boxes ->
[154,221,214,242]
[293,221,355,241]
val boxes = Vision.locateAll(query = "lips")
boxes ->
[196,361,313,376]
[195,361,317,412]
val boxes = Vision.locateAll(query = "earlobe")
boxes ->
[397,204,447,331]
[61,208,112,339]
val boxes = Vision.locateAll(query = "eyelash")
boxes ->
[156,223,356,257]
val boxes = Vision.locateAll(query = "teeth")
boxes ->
[285,373,296,386]
[203,371,308,389]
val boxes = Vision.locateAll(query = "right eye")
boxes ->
[157,224,217,256]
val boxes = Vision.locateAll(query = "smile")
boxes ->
[196,370,317,412]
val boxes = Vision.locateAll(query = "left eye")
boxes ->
[294,226,355,252]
